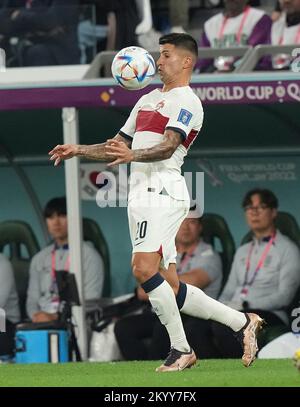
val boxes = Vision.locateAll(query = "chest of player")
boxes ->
[135,99,171,134]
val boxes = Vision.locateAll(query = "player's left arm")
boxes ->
[105,129,182,166]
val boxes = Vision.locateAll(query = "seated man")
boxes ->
[271,0,300,70]
[9,0,80,66]
[0,253,20,357]
[197,0,272,72]
[26,196,104,323]
[0,1,20,65]
[114,204,223,360]
[211,188,300,358]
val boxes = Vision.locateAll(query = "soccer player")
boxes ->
[49,33,263,372]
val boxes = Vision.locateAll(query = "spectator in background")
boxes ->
[201,189,300,359]
[168,0,189,33]
[0,1,12,37]
[0,1,23,33]
[197,0,272,72]
[112,0,139,49]
[208,1,273,7]
[0,1,23,66]
[26,197,104,323]
[0,1,10,63]
[79,0,139,54]
[8,0,80,66]
[272,1,282,22]
[135,0,161,51]
[114,204,223,361]
[0,254,20,357]
[271,0,300,69]
[136,0,189,50]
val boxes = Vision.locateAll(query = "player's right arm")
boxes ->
[48,133,132,166]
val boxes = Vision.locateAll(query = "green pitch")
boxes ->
[0,359,299,387]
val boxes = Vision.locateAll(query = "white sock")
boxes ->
[147,280,190,352]
[181,284,247,332]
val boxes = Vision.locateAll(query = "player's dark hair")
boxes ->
[242,188,278,209]
[44,197,67,218]
[159,33,198,59]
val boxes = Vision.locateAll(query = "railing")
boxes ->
[236,44,300,73]
[84,45,300,79]
[84,46,252,79]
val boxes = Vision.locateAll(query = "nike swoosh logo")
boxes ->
[134,241,144,246]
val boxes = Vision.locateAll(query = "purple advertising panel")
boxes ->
[0,78,299,111]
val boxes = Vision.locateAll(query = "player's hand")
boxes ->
[105,139,134,166]
[48,144,79,166]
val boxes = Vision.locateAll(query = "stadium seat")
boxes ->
[240,211,300,345]
[201,213,236,290]
[82,218,111,297]
[0,220,40,320]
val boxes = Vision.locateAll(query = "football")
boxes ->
[111,46,156,91]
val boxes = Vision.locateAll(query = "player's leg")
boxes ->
[163,264,246,330]
[132,251,196,372]
[162,265,264,366]
[128,194,196,371]
[180,284,263,366]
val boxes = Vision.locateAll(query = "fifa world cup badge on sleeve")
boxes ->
[177,109,192,126]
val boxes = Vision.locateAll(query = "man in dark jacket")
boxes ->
[7,0,80,66]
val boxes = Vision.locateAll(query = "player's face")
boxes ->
[46,213,68,243]
[176,218,202,246]
[244,194,277,233]
[157,44,189,84]
[280,0,300,13]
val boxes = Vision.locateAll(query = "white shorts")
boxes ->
[127,192,189,268]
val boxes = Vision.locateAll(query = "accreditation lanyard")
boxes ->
[219,6,251,43]
[177,246,197,274]
[240,232,276,296]
[278,24,300,45]
[51,249,70,283]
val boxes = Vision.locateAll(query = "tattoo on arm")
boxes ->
[132,130,182,162]
[77,134,132,161]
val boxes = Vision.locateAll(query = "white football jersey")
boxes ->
[119,86,204,201]
[271,13,300,45]
[204,7,266,47]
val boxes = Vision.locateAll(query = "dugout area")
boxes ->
[1,74,300,296]
[0,72,300,362]
[0,73,300,295]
